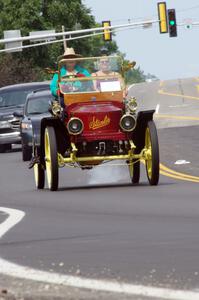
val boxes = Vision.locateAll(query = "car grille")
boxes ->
[10,119,20,130]
[0,128,12,134]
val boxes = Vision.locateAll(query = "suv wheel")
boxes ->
[22,143,32,161]
[0,144,11,153]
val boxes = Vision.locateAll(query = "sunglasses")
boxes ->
[100,60,109,64]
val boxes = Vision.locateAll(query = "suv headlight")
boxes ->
[0,121,10,129]
[21,123,32,130]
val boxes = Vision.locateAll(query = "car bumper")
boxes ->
[21,131,33,147]
[0,132,21,145]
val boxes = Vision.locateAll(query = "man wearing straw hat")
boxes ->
[50,47,90,97]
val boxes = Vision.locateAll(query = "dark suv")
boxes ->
[0,82,49,152]
[20,89,52,161]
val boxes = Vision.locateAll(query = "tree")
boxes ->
[0,1,152,85]
[0,54,43,87]
[0,0,119,84]
[125,66,146,84]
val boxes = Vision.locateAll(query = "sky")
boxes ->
[83,0,199,80]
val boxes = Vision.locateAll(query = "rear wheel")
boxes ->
[45,126,58,191]
[128,159,140,184]
[145,121,159,185]
[34,163,45,189]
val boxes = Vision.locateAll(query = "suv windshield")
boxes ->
[0,90,34,108]
[27,97,50,115]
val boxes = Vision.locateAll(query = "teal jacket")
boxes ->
[50,65,90,97]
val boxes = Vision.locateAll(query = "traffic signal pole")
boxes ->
[0,20,159,46]
[0,3,181,53]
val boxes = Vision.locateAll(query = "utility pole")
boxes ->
[62,25,67,51]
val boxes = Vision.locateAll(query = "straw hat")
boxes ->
[61,47,82,59]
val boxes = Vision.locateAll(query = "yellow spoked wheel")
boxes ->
[128,159,140,184]
[34,163,45,189]
[45,126,58,191]
[145,121,159,185]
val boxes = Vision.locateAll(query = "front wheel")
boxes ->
[44,126,58,191]
[145,121,159,185]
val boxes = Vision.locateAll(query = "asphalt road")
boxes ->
[1,78,199,299]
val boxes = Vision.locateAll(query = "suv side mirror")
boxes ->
[13,110,23,118]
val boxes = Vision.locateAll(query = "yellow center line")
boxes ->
[158,89,199,101]
[160,163,199,181]
[160,169,199,183]
[154,114,199,121]
[143,161,199,182]
[156,80,199,183]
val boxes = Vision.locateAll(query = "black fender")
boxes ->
[133,110,156,153]
[32,116,68,165]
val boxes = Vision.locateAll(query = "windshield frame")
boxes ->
[58,55,124,95]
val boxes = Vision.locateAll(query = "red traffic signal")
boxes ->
[168,9,177,37]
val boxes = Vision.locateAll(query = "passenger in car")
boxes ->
[50,48,90,97]
[92,57,119,78]
[91,57,125,94]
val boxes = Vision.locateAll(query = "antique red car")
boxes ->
[31,55,159,191]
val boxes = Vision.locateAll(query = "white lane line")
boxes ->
[155,104,160,114]
[0,207,199,300]
[0,207,25,238]
[127,83,135,91]
[174,160,190,165]
[169,104,189,108]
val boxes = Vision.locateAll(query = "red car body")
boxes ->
[66,101,126,142]
[31,55,159,191]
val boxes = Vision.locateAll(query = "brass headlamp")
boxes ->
[51,101,63,117]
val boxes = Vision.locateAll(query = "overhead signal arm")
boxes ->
[0,19,159,53]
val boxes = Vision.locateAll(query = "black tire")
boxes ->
[5,144,12,151]
[145,121,159,185]
[128,159,140,184]
[0,144,11,153]
[34,163,45,189]
[45,126,58,191]
[22,142,32,161]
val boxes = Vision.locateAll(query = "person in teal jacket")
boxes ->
[50,47,90,97]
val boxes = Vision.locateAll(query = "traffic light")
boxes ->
[168,9,177,37]
[157,2,168,34]
[102,21,112,41]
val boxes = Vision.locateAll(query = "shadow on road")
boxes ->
[56,181,175,192]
